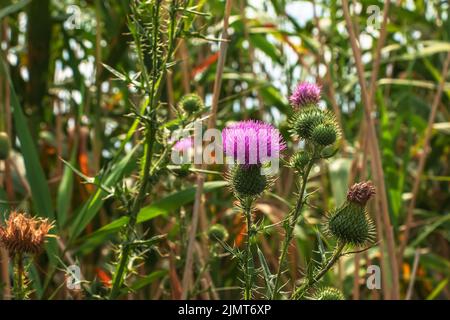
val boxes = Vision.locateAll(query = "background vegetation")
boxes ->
[0,0,449,300]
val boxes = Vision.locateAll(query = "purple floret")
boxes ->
[222,120,286,165]
[289,82,321,108]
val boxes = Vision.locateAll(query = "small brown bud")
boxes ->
[346,181,376,206]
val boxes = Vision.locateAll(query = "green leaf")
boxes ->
[249,33,283,64]
[0,0,31,20]
[76,181,228,252]
[120,270,167,295]
[257,246,273,298]
[426,278,449,300]
[56,141,78,228]
[69,145,139,241]
[410,214,450,248]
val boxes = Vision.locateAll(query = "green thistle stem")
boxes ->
[291,241,345,300]
[109,0,184,299]
[272,159,314,299]
[242,197,254,300]
[14,253,25,300]
[110,127,155,299]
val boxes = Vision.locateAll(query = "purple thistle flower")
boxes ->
[289,82,321,108]
[222,120,286,165]
[173,137,193,152]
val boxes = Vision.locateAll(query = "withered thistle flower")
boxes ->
[0,211,54,257]
[347,181,376,206]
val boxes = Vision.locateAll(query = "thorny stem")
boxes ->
[110,128,156,299]
[291,242,345,300]
[14,253,25,300]
[272,159,314,299]
[242,197,254,300]
[110,1,163,299]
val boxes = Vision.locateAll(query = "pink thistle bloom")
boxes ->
[289,82,321,108]
[173,137,193,152]
[222,120,286,165]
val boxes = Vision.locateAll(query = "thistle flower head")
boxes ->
[222,120,285,165]
[0,211,54,257]
[289,82,321,109]
[178,93,204,114]
[312,287,345,300]
[325,181,376,246]
[347,181,376,206]
[173,137,193,152]
[0,132,10,160]
[208,224,229,243]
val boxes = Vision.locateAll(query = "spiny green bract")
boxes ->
[229,164,268,198]
[208,224,229,242]
[178,93,204,114]
[312,287,345,300]
[290,107,339,143]
[290,107,326,139]
[311,123,338,146]
[0,132,10,160]
[325,202,375,246]
[289,151,309,172]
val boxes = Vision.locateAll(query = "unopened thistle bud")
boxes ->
[230,164,268,198]
[290,107,326,140]
[208,224,229,243]
[312,287,345,300]
[0,212,54,257]
[179,93,204,114]
[325,181,376,246]
[0,132,10,160]
[311,123,338,146]
[289,151,310,172]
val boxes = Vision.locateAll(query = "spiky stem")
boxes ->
[242,196,254,300]
[272,159,314,299]
[109,0,162,299]
[291,241,345,300]
[13,253,26,300]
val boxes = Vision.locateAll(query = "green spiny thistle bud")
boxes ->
[290,151,309,172]
[179,93,204,114]
[311,123,338,146]
[208,224,229,243]
[312,287,345,300]
[229,164,267,198]
[290,107,326,139]
[325,181,376,246]
[0,132,11,160]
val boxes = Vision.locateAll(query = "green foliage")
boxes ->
[0,0,448,301]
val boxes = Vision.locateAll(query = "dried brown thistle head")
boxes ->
[346,181,376,206]
[0,211,54,257]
